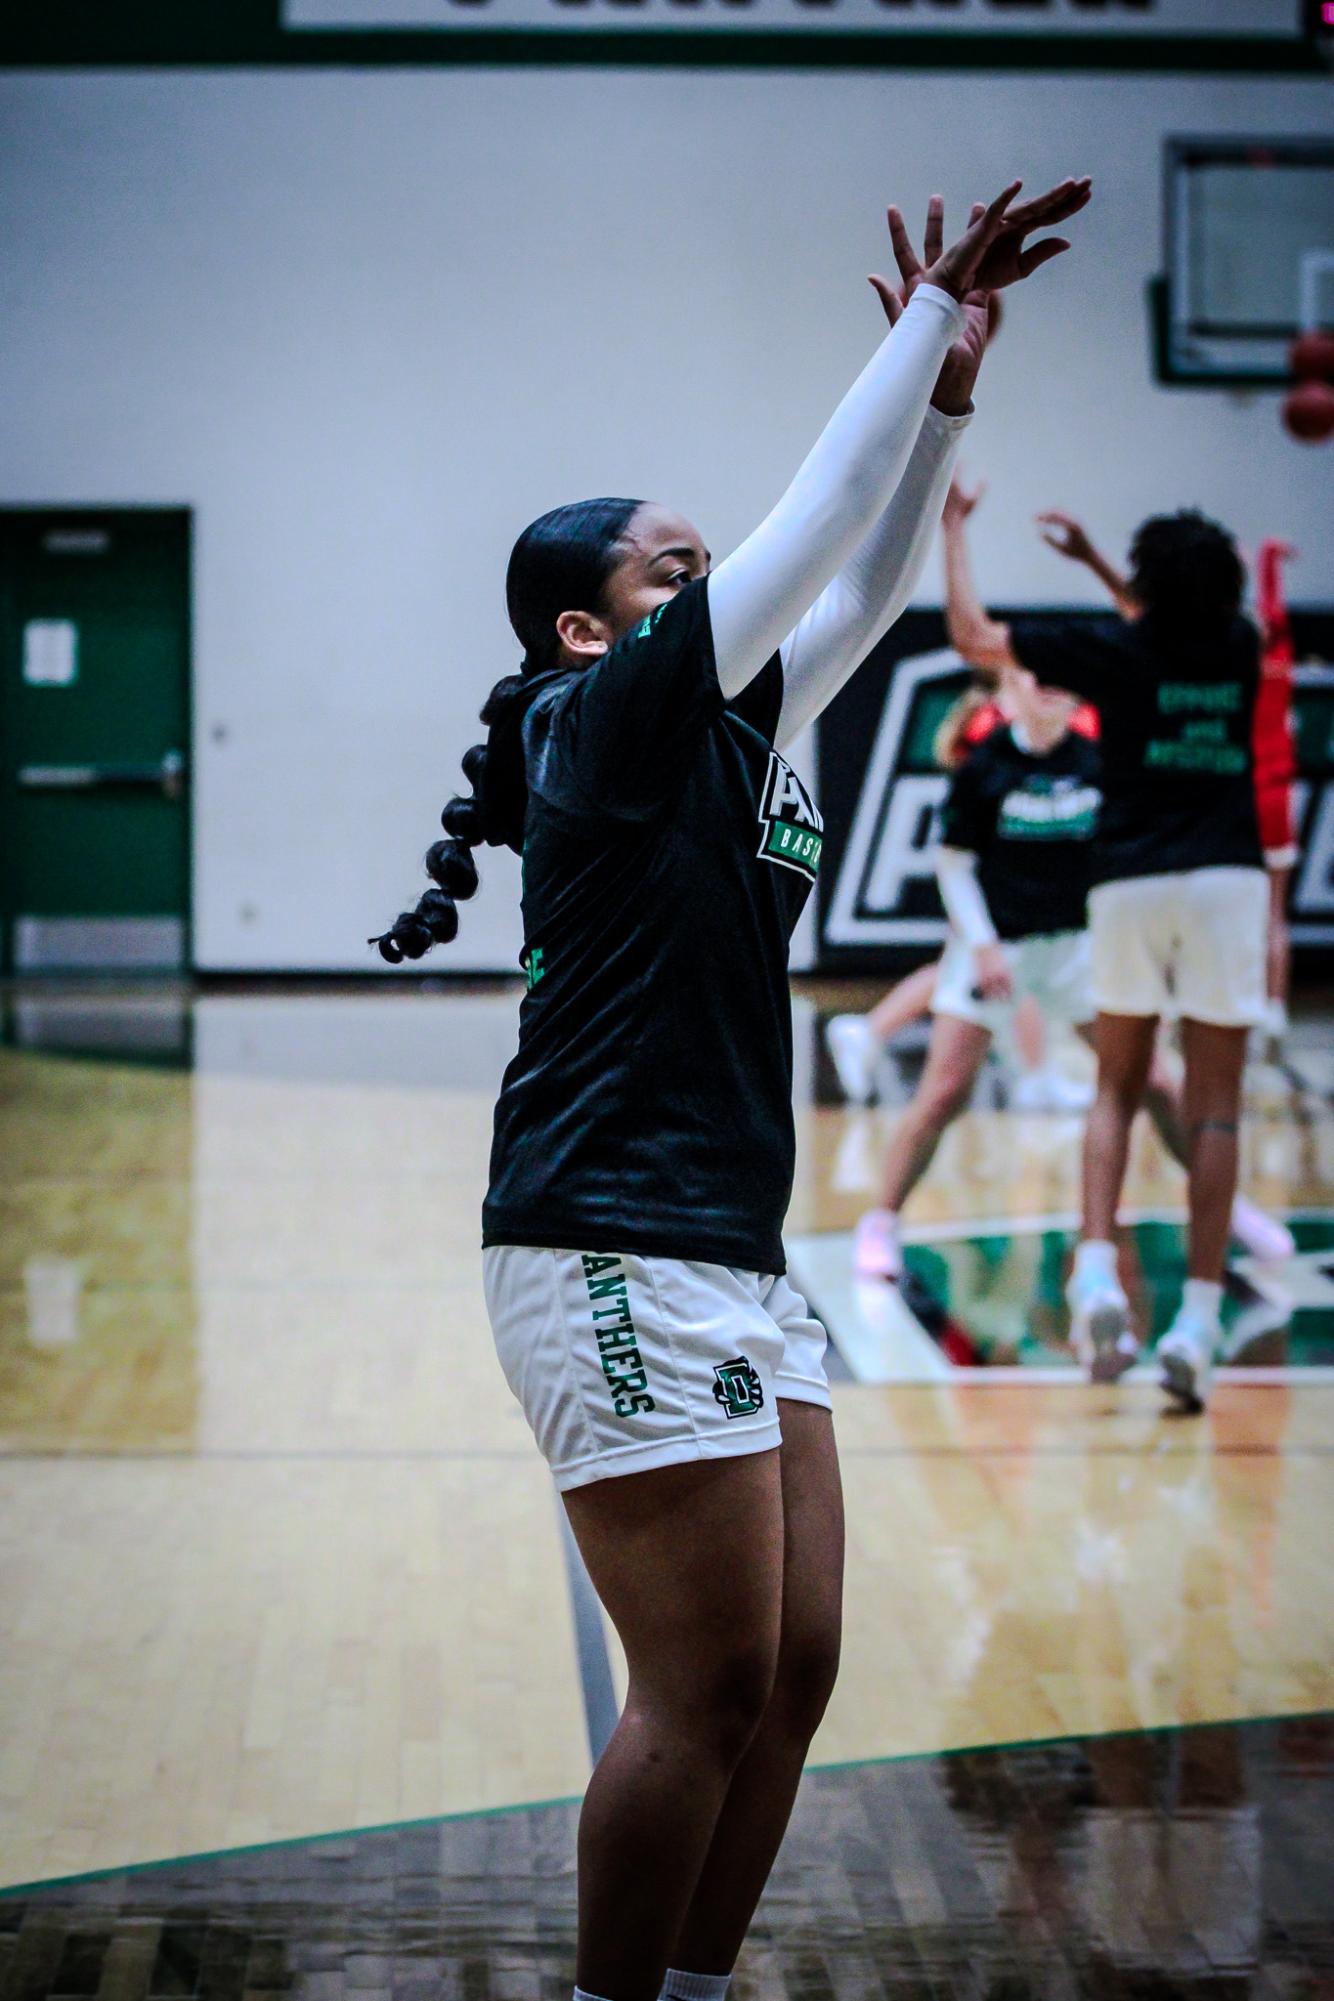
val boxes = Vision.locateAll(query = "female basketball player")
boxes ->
[853,485,1291,1313]
[945,505,1268,1407]
[1036,516,1299,1046]
[371,178,1091,2001]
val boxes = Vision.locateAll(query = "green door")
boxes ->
[0,510,191,973]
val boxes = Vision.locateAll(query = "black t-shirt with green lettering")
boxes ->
[940,725,1101,940]
[1008,612,1262,885]
[482,578,822,1276]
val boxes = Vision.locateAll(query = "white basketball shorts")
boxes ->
[932,928,1094,1035]
[483,1247,832,1492]
[1087,866,1267,1026]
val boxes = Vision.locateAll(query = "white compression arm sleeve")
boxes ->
[774,403,970,749]
[935,845,999,949]
[707,286,964,703]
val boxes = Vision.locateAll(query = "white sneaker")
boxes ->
[824,1014,879,1106]
[854,1209,903,1281]
[1157,1314,1217,1409]
[1010,1066,1095,1113]
[1066,1269,1138,1382]
[1230,1195,1296,1263]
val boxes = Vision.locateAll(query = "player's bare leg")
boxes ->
[1067,1011,1158,1380]
[669,1402,844,1976]
[562,1451,786,2001]
[857,1013,992,1278]
[1157,1017,1251,1408]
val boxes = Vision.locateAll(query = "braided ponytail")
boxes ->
[369,498,642,965]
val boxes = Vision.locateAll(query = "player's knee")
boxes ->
[769,1622,842,1742]
[926,1074,973,1126]
[1099,1067,1145,1117]
[674,1637,779,1767]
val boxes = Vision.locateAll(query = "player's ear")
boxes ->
[555,609,612,663]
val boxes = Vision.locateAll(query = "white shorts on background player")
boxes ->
[932,929,1093,1036]
[483,1248,832,1492]
[1087,866,1267,1027]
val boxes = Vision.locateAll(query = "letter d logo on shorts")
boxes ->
[713,1357,764,1420]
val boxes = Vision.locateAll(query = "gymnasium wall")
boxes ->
[0,66,1330,973]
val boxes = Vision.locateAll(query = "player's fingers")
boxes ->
[1016,236,1070,279]
[886,205,921,284]
[933,180,1020,295]
[923,194,945,268]
[1004,177,1091,231]
[868,275,904,324]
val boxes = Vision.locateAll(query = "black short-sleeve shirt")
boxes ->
[940,726,1101,940]
[482,577,822,1275]
[1008,612,1262,885]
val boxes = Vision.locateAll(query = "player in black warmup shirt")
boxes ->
[855,663,1102,1283]
[951,510,1267,1407]
[371,178,1091,2001]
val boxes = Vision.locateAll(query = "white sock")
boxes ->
[661,1974,731,2001]
[1074,1238,1117,1287]
[1182,1279,1223,1331]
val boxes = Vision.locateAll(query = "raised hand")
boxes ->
[868,181,1089,413]
[943,478,985,529]
[1037,510,1095,563]
[868,196,993,414]
[926,177,1092,301]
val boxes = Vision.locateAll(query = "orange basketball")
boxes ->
[1290,329,1334,383]
[1282,377,1334,443]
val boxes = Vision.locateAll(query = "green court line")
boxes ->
[3,1703,1329,1901]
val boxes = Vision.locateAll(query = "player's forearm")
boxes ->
[774,405,969,747]
[1083,544,1136,618]
[709,286,963,701]
[942,517,1011,669]
[936,845,998,947]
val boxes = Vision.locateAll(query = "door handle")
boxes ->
[16,751,188,799]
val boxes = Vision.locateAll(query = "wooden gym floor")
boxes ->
[1,980,1330,1994]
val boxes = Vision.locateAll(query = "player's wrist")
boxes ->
[930,358,978,416]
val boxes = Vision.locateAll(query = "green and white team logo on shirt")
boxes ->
[758,751,824,882]
[997,775,1100,841]
[712,1356,764,1419]
[633,602,670,643]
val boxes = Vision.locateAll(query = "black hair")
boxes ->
[1127,509,1244,646]
[369,497,643,964]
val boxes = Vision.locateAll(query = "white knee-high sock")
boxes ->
[661,1973,731,2001]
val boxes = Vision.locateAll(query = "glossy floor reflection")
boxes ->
[1,1716,1329,1999]
[2,986,1332,1892]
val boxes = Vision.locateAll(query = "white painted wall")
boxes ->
[1,67,1330,971]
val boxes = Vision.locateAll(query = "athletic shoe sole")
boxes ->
[1086,1302,1138,1384]
[1159,1347,1207,1410]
